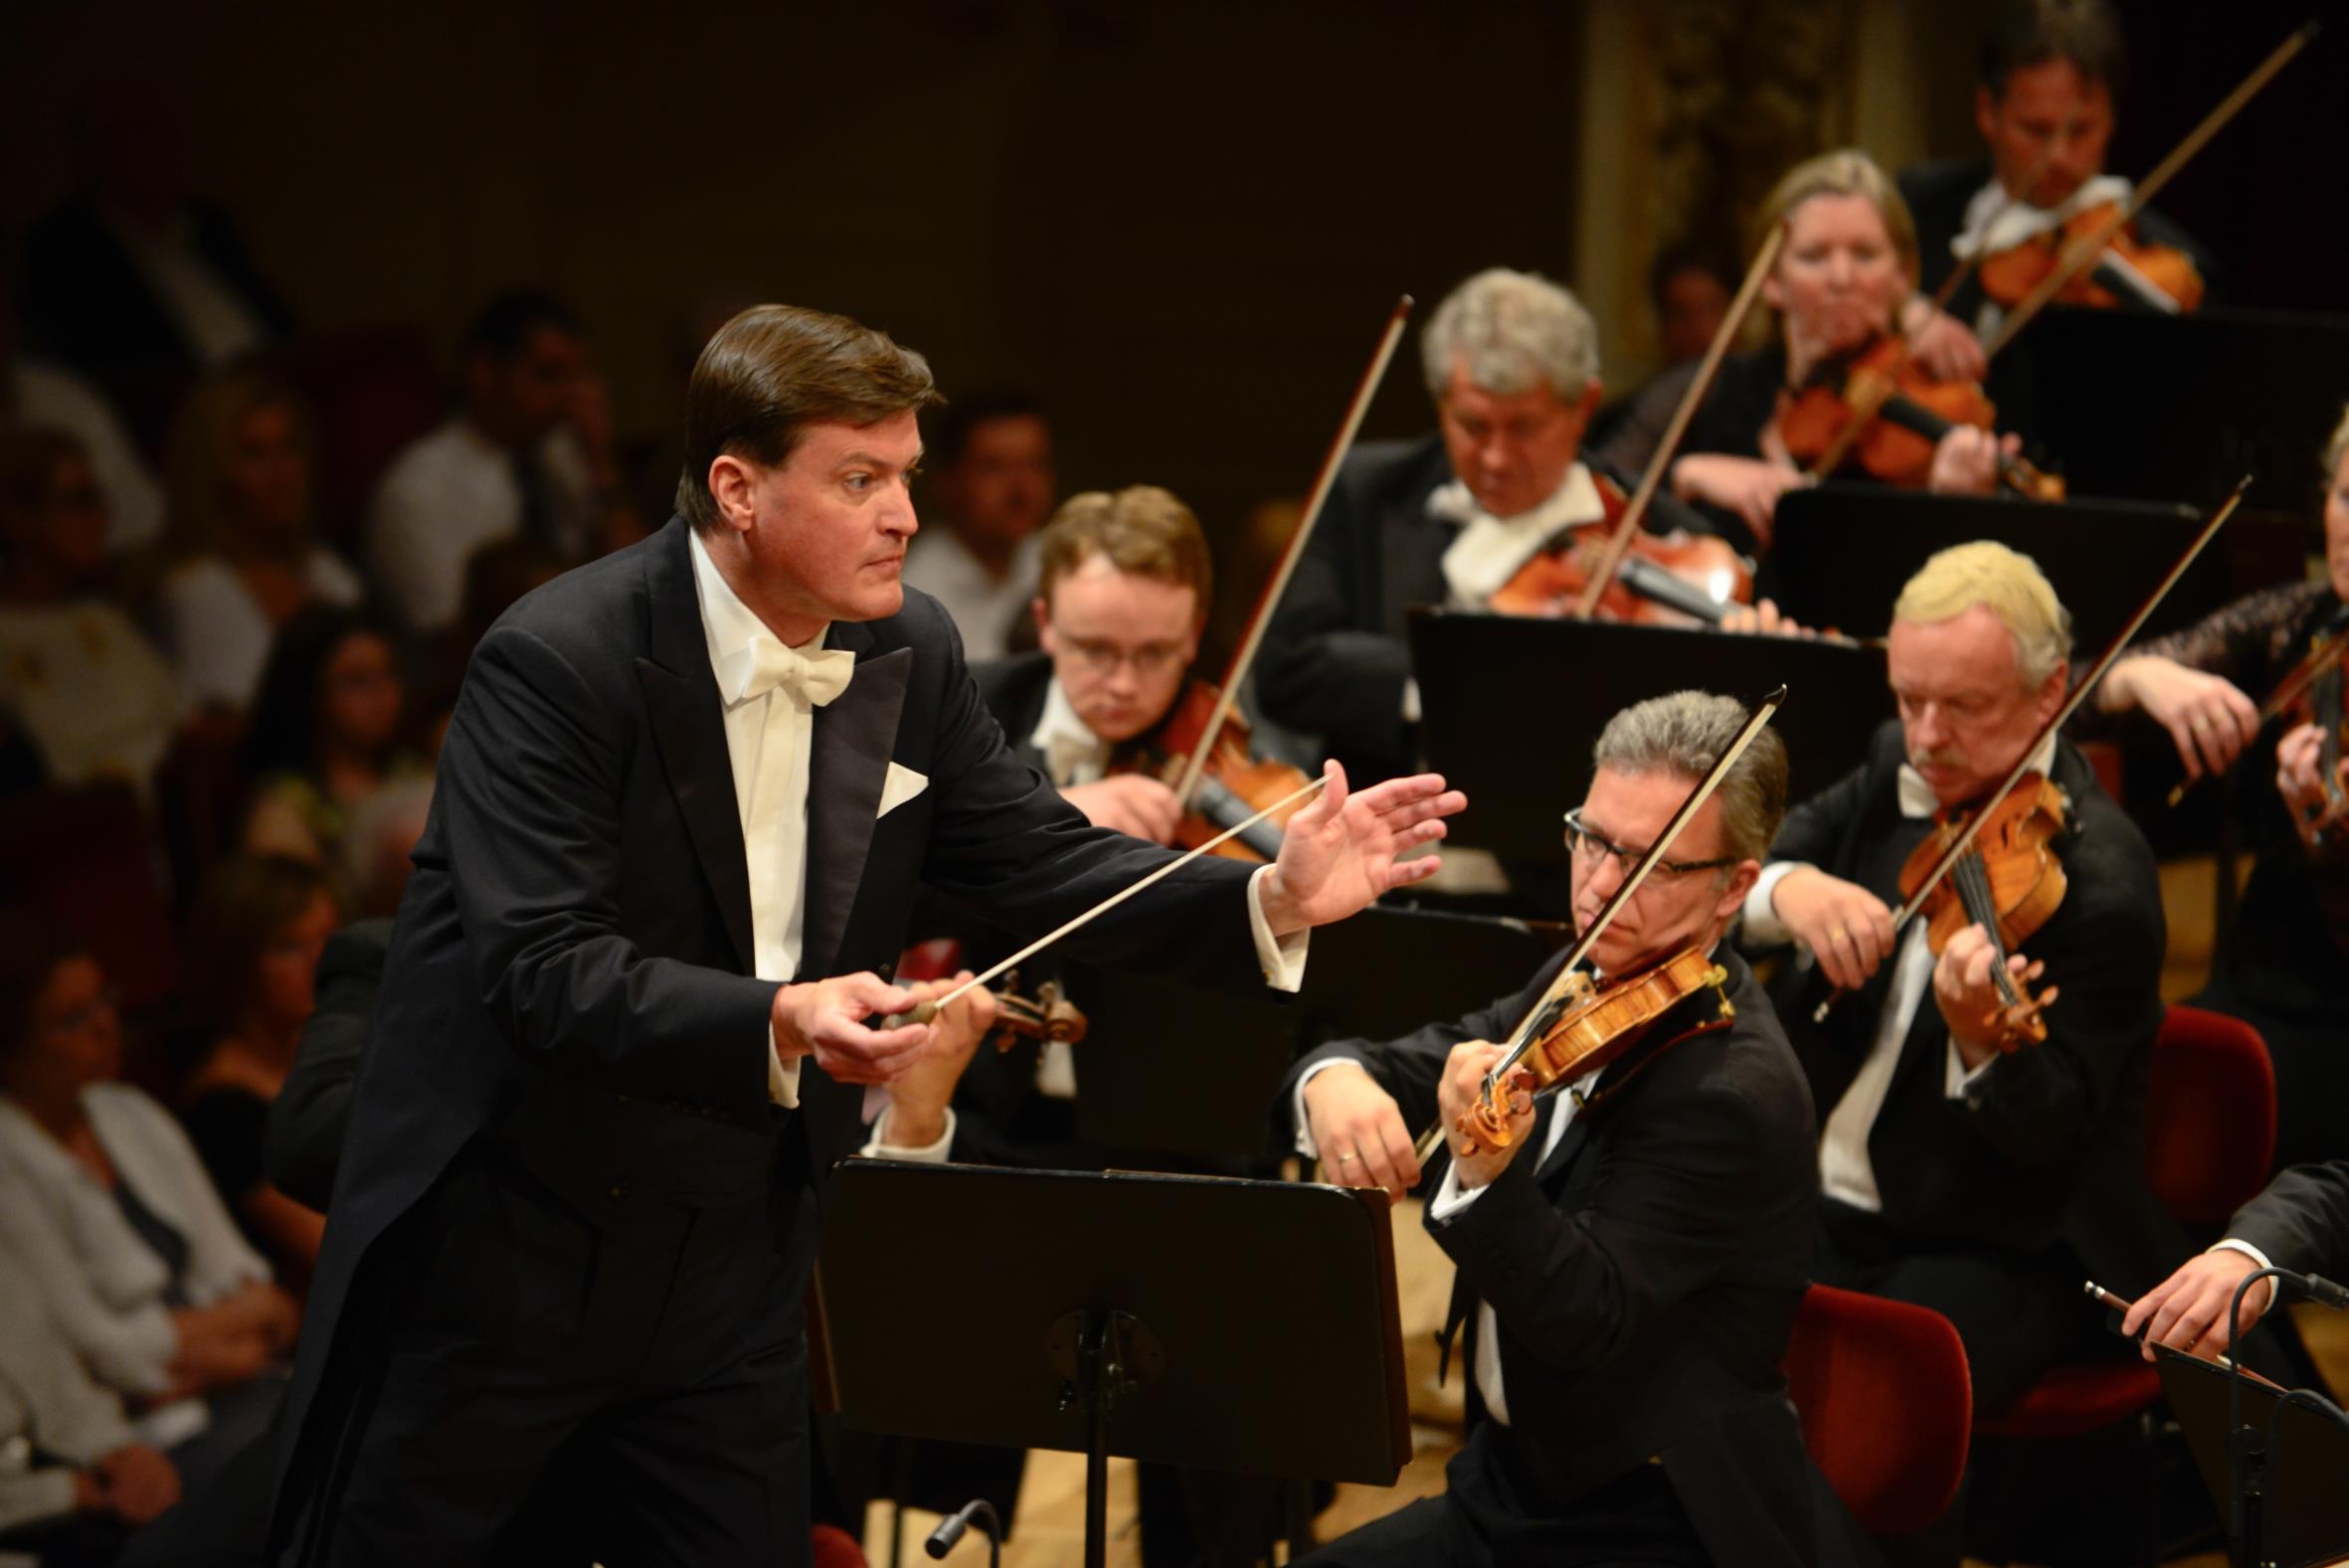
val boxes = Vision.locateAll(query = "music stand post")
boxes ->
[814,1161,1412,1568]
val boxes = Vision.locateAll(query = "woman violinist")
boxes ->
[1669,150,2020,555]
[2081,406,2349,1172]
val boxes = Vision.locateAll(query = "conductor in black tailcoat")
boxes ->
[264,304,1465,1567]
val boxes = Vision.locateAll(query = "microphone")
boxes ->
[925,1498,1002,1566]
[2292,1271,2349,1309]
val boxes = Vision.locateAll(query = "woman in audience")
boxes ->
[180,855,337,1284]
[0,427,182,793]
[0,915,295,1502]
[151,367,362,712]
[237,604,420,896]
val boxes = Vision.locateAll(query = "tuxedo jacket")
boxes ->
[1254,434,1717,783]
[269,517,1268,1525]
[1278,951,1873,1567]
[2230,1163,2349,1277]
[1757,721,2178,1292]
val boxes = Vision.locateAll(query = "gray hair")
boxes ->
[1591,691,1787,865]
[1420,267,1600,404]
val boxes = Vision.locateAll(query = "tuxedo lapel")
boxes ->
[803,622,911,977]
[637,522,754,970]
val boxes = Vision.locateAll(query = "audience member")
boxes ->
[0,917,295,1503]
[0,263,165,555]
[17,87,291,436]
[902,389,1056,659]
[264,919,391,1213]
[151,367,361,712]
[236,605,421,898]
[180,856,338,1284]
[0,1242,183,1563]
[0,427,182,793]
[366,291,633,634]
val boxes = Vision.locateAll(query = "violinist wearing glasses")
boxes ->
[1281,693,1874,1568]
[2079,406,2349,1174]
[1743,542,2172,1435]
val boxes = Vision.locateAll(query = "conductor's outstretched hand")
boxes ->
[1258,763,1467,936]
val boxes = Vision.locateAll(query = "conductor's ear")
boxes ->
[707,454,760,533]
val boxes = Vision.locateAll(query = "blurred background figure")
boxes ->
[903,389,1057,660]
[0,257,166,557]
[366,290,634,636]
[1589,241,1741,476]
[0,426,182,796]
[152,366,361,714]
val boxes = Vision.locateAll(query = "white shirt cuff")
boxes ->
[860,1105,958,1161]
[1743,861,1808,946]
[1246,865,1309,992]
[1291,1056,1367,1158]
[767,1024,801,1110]
[1943,1039,1997,1102]
[2211,1237,2274,1273]
[1426,1157,1485,1221]
[1401,678,1422,725]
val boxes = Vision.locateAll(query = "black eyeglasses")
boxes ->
[1561,808,1737,878]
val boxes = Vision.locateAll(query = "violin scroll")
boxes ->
[1451,1067,1538,1160]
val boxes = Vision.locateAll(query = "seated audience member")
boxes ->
[181,855,339,1283]
[1743,544,2171,1405]
[1,261,164,555]
[0,1241,183,1563]
[1669,150,2011,553]
[2124,1160,2349,1358]
[1256,266,1720,784]
[17,87,290,435]
[151,367,361,712]
[1587,242,1738,477]
[1280,692,1875,1567]
[2077,405,2349,1172]
[237,605,422,898]
[0,427,182,792]
[901,390,1057,660]
[0,917,295,1501]
[366,291,633,635]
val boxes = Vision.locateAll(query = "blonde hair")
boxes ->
[1894,541,2074,686]
[1753,149,1921,346]
[1036,485,1211,615]
[163,365,315,562]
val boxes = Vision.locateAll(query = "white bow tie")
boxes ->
[1897,765,1938,820]
[727,637,854,708]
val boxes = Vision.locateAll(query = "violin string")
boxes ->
[1949,849,2026,1010]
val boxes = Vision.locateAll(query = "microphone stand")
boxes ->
[926,1497,1002,1568]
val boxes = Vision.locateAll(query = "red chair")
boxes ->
[1976,1004,2275,1442]
[810,1522,869,1568]
[1783,1283,1973,1536]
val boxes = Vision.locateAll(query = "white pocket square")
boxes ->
[878,762,929,818]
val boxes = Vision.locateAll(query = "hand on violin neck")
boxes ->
[2100,655,2259,781]
[1667,454,1802,550]
[1062,774,1181,843]
[1933,923,2055,1066]
[2273,721,2348,845]
[1770,867,1896,992]
[1925,426,2014,496]
[1257,763,1466,937]
[1896,297,1989,384]
[1438,1042,1536,1191]
[1717,597,1817,641]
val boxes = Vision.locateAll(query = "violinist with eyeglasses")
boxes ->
[2078,406,2349,1175]
[1280,692,1875,1568]
[1740,543,2174,1459]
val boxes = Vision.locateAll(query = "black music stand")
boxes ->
[1408,610,1888,867]
[2156,1343,2349,1568]
[813,1160,1411,1568]
[1767,487,2309,654]
[2021,307,2349,515]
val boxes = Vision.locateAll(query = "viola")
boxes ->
[1896,774,2074,1050]
[1113,679,1314,864]
[1976,201,2205,315]
[1777,335,2064,500]
[1451,947,1734,1154]
[1489,473,1753,624]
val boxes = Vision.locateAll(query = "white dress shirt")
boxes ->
[154,550,364,709]
[0,601,183,792]
[1744,737,2055,1209]
[899,529,1040,662]
[1428,463,1610,609]
[367,420,596,633]
[99,202,269,368]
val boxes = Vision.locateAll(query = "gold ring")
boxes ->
[2193,715,2210,730]
[1336,1151,1359,1163]
[1829,926,1848,944]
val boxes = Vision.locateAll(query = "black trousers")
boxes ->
[1296,1425,1711,1568]
[306,1141,808,1568]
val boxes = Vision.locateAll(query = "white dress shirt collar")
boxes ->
[1953,172,2135,261]
[1429,463,1608,608]
[1030,676,1112,786]
[1896,733,2061,820]
[688,525,834,701]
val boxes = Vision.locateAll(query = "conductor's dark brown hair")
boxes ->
[676,304,942,531]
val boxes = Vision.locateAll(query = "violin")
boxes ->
[1451,947,1734,1154]
[1113,680,1315,863]
[1489,471,1753,624]
[1976,202,2204,315]
[1897,774,2074,1050]
[1777,335,2065,500]
[890,942,1093,1054]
